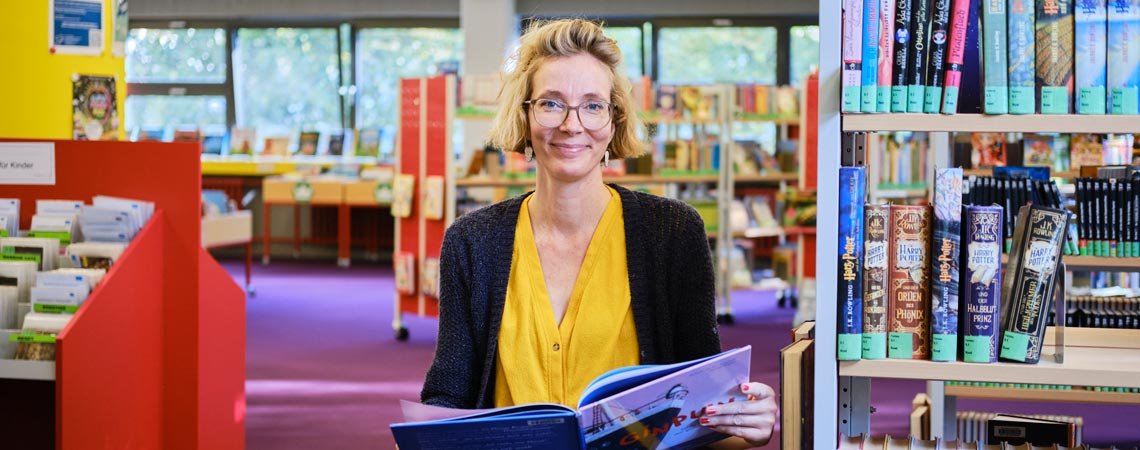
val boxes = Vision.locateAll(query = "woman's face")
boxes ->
[528,53,616,182]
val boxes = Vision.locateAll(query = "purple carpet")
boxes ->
[229,260,1140,449]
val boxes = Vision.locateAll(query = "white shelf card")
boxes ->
[0,143,57,185]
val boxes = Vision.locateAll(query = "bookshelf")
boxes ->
[454,173,797,188]
[815,2,1140,443]
[962,168,1080,179]
[944,385,1140,405]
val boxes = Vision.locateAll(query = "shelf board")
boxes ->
[0,360,55,381]
[735,172,799,183]
[962,168,1079,179]
[945,385,1140,405]
[1063,255,1140,272]
[839,344,1140,388]
[843,113,1140,133]
[872,188,926,199]
[457,173,789,187]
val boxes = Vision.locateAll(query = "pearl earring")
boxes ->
[524,146,533,162]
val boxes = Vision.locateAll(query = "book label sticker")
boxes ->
[1040,87,1071,114]
[1079,87,1108,113]
[292,181,314,203]
[963,335,992,362]
[888,332,913,358]
[838,334,861,359]
[1000,331,1031,361]
[931,335,955,361]
[34,304,79,314]
[862,332,887,359]
[0,143,56,185]
[1112,87,1140,114]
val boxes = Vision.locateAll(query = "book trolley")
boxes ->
[812,2,1140,445]
[0,140,245,449]
[391,75,455,341]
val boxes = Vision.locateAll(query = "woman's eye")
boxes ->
[538,100,563,111]
[583,102,606,113]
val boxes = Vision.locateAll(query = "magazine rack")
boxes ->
[392,76,455,341]
[0,140,244,450]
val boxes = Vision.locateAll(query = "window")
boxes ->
[126,28,227,84]
[234,28,342,140]
[605,26,644,81]
[125,96,227,139]
[355,28,462,157]
[790,26,820,87]
[657,27,777,84]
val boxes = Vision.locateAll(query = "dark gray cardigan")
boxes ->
[420,184,722,409]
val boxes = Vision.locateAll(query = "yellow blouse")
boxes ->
[494,186,640,408]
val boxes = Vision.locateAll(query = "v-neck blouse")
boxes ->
[493,186,640,408]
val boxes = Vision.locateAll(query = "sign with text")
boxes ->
[0,143,57,185]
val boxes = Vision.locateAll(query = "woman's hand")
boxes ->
[700,382,778,448]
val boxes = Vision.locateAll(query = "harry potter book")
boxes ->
[962,205,1004,363]
[863,204,891,359]
[838,167,867,360]
[931,168,963,361]
[888,205,933,359]
[1000,205,1068,364]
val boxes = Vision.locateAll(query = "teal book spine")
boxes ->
[863,0,882,111]
[983,0,1010,113]
[1008,0,1037,114]
[1108,0,1140,114]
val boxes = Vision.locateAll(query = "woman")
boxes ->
[421,18,777,448]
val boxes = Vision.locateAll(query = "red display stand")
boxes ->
[1,140,245,450]
[392,76,454,341]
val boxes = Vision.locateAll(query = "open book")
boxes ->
[391,346,752,450]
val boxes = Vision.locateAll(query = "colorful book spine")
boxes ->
[962,205,1004,363]
[894,0,916,111]
[1008,0,1037,114]
[926,0,954,112]
[1076,0,1109,114]
[1036,0,1075,114]
[908,0,935,112]
[959,0,986,113]
[863,204,891,359]
[845,0,866,112]
[983,0,1010,114]
[931,168,963,361]
[1000,205,1069,364]
[888,205,932,360]
[864,0,883,111]
[1109,0,1140,114]
[879,0,898,111]
[838,167,867,361]
[941,0,974,113]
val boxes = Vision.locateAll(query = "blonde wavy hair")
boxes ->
[486,18,645,159]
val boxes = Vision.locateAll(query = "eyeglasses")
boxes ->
[523,98,614,130]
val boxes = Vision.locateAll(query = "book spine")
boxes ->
[864,0,883,111]
[1076,0,1109,114]
[1108,0,1140,114]
[889,205,933,359]
[962,205,1004,363]
[894,0,916,111]
[959,0,986,113]
[926,0,953,112]
[838,167,867,360]
[1000,206,1069,364]
[845,0,866,112]
[984,0,1010,113]
[931,168,963,361]
[863,204,891,359]
[908,0,935,112]
[941,0,974,113]
[1037,0,1076,114]
[1008,0,1038,113]
[879,0,898,111]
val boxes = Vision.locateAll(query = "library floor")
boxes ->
[224,259,1140,450]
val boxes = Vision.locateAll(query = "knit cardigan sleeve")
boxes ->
[666,202,722,361]
[420,220,480,408]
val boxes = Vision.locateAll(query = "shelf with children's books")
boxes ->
[843,114,1140,134]
[944,384,1140,405]
[962,168,1081,179]
[453,172,799,188]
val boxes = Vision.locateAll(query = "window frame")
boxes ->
[126,20,236,127]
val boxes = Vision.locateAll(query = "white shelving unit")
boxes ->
[0,360,55,381]
[814,1,1140,444]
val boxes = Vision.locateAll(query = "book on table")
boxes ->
[391,346,751,450]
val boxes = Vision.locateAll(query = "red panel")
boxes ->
[57,215,164,450]
[397,78,422,310]
[198,249,246,450]
[803,72,819,192]
[1,140,241,450]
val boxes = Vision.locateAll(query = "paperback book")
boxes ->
[392,347,751,450]
[1008,0,1037,114]
[983,0,1010,114]
[1076,0,1108,114]
[862,0,882,111]
[878,0,897,111]
[1109,0,1140,114]
[845,0,866,112]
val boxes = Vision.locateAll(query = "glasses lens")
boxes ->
[529,99,611,129]
[532,99,566,128]
[579,102,610,130]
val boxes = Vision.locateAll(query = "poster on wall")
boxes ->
[72,75,119,140]
[112,0,128,56]
[49,0,105,55]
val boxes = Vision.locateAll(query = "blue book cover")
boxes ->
[992,166,1052,180]
[931,168,963,361]
[1109,0,1140,114]
[1076,0,1108,114]
[393,347,752,450]
[962,205,1003,363]
[838,167,867,361]
[1008,0,1037,114]
[863,0,883,111]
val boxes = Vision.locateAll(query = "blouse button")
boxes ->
[553,343,561,351]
